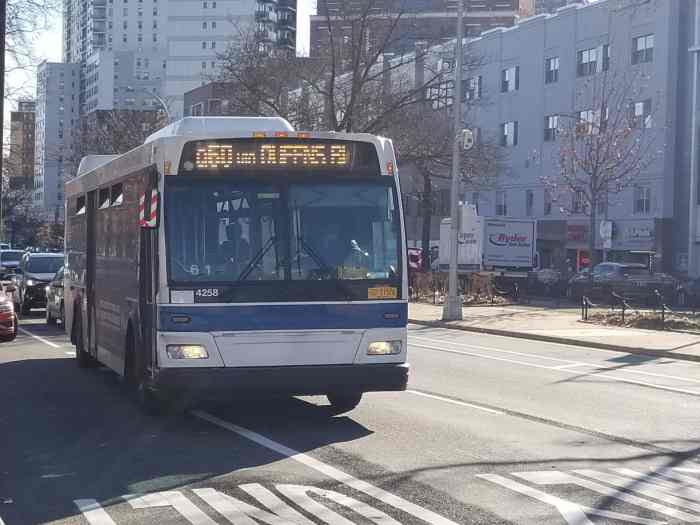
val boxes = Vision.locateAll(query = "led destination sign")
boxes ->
[187,141,351,170]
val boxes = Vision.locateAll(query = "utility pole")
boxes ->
[689,0,700,276]
[442,0,465,321]
[0,0,6,242]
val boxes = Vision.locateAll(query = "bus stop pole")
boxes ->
[442,0,465,322]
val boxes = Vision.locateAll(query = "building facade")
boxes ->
[310,0,526,57]
[34,62,80,218]
[8,100,36,190]
[255,0,297,55]
[456,0,682,272]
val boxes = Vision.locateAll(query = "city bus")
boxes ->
[65,117,409,413]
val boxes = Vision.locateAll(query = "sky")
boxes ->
[5,0,315,117]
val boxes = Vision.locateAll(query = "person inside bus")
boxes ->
[219,222,251,276]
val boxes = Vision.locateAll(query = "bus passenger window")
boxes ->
[76,196,86,215]
[111,183,124,206]
[99,188,110,209]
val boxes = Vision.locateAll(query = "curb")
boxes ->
[408,318,700,363]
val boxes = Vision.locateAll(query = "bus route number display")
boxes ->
[192,142,350,170]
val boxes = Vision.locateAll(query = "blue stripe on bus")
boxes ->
[158,302,408,332]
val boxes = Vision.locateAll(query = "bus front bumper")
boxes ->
[152,363,409,398]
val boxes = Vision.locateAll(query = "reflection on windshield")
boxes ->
[166,180,400,284]
[290,184,398,280]
[27,257,64,274]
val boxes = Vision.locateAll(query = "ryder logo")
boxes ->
[488,232,531,247]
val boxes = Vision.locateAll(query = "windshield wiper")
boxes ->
[296,235,353,301]
[237,236,277,282]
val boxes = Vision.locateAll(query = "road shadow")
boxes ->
[0,357,374,525]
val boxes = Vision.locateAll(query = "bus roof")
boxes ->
[144,116,295,143]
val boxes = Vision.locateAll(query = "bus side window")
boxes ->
[99,188,110,209]
[76,195,86,215]
[111,183,124,206]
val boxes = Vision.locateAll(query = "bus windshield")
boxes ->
[166,178,401,301]
[0,251,22,263]
[27,256,64,274]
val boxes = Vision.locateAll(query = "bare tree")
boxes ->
[217,0,455,133]
[542,67,662,268]
[392,107,506,270]
[64,110,168,172]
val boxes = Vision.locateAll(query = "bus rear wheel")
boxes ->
[74,314,95,368]
[327,393,362,415]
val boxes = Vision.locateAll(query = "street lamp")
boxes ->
[134,88,172,123]
[442,0,466,322]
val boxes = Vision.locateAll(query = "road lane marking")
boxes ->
[277,485,402,525]
[18,327,61,348]
[410,342,700,397]
[411,335,700,384]
[238,484,316,525]
[127,491,218,525]
[515,470,700,522]
[192,410,461,525]
[406,389,504,415]
[614,468,700,502]
[478,474,666,525]
[574,469,700,513]
[74,499,118,525]
[194,487,309,525]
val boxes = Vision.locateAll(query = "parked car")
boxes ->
[15,252,64,315]
[0,282,17,341]
[45,266,65,326]
[568,262,676,304]
[0,250,24,279]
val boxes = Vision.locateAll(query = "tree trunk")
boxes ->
[421,172,433,272]
[588,206,597,270]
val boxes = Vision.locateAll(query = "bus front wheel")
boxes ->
[327,393,362,415]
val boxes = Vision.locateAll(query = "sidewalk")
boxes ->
[408,302,700,362]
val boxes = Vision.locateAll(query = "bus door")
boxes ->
[86,190,98,357]
[138,171,159,376]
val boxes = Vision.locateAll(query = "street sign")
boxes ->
[600,220,613,250]
[461,129,474,151]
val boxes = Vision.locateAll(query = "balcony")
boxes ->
[276,16,295,30]
[277,36,294,49]
[254,28,273,42]
[255,9,271,22]
[277,0,296,10]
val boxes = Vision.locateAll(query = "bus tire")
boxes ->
[125,328,163,416]
[74,313,94,368]
[46,306,56,326]
[327,392,362,415]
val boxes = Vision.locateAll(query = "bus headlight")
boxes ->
[367,341,402,355]
[166,344,209,359]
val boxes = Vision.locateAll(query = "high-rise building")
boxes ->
[254,0,298,55]
[34,62,80,218]
[8,100,36,190]
[310,0,525,57]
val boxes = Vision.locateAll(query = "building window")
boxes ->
[545,56,559,83]
[632,34,654,64]
[572,188,588,214]
[208,99,222,114]
[501,66,519,92]
[123,34,128,43]
[544,189,552,216]
[525,190,534,217]
[203,0,207,6]
[577,108,607,135]
[634,185,651,214]
[544,114,558,141]
[630,99,652,128]
[472,192,480,214]
[202,41,207,49]
[122,20,128,29]
[496,191,507,216]
[202,21,207,29]
[211,41,216,49]
[465,76,482,100]
[137,33,143,42]
[202,61,207,69]
[211,21,216,29]
[577,45,609,77]
[137,20,142,30]
[212,1,216,6]
[153,33,158,42]
[153,20,157,29]
[500,121,518,146]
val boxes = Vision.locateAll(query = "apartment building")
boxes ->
[8,100,37,191]
[34,62,80,217]
[310,0,526,57]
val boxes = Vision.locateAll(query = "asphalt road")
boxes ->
[2,316,700,525]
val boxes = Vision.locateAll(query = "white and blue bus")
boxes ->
[65,117,408,412]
